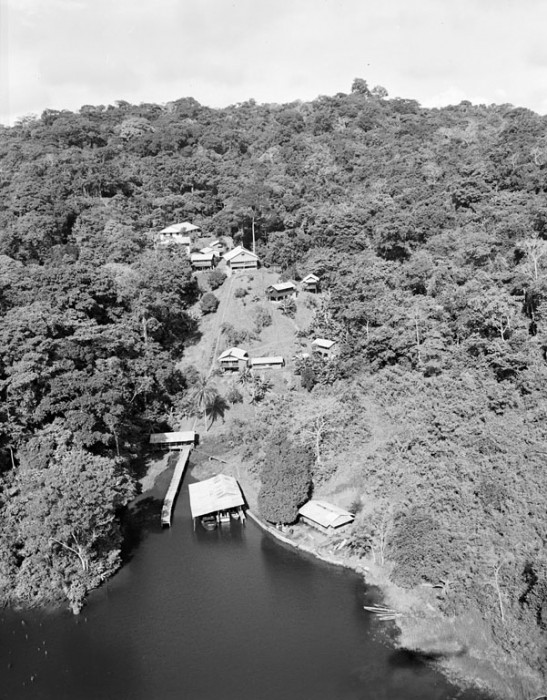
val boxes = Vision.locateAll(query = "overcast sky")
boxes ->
[1,0,546,126]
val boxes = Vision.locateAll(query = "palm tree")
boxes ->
[205,393,229,430]
[186,373,218,432]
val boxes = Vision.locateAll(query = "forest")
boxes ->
[0,79,546,687]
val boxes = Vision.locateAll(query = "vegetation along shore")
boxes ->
[1,79,546,698]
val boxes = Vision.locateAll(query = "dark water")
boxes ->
[0,474,491,700]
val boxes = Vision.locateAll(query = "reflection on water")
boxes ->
[0,476,491,700]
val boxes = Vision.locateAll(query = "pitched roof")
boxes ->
[160,222,200,234]
[191,252,216,262]
[267,282,296,292]
[302,273,319,283]
[223,246,259,262]
[312,338,336,349]
[188,474,245,518]
[150,431,196,445]
[218,347,249,361]
[298,500,354,529]
[199,246,219,255]
[157,234,192,245]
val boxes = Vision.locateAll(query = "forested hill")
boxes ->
[1,80,547,688]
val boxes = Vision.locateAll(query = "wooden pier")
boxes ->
[161,446,192,527]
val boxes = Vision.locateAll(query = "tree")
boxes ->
[258,432,312,524]
[200,292,220,314]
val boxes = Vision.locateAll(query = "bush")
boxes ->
[234,287,247,298]
[279,298,297,318]
[253,306,272,333]
[200,292,220,314]
[208,269,226,290]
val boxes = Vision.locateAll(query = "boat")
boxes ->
[200,514,217,531]
[219,511,231,524]
[230,510,240,520]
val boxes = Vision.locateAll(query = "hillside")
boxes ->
[0,80,547,696]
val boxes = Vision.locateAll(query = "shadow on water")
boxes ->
[388,646,468,671]
[120,495,163,564]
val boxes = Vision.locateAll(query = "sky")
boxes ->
[1,0,547,126]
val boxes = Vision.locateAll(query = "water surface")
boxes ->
[0,473,490,700]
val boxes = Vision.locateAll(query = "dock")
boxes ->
[161,446,192,527]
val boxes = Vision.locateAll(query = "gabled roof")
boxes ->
[188,474,245,518]
[199,246,220,255]
[312,338,336,349]
[267,282,296,292]
[160,222,200,234]
[191,252,216,262]
[223,246,259,262]
[218,347,249,361]
[157,234,192,245]
[302,273,319,283]
[150,431,196,445]
[298,500,354,529]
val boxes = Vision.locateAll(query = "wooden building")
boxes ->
[265,281,297,301]
[191,252,217,270]
[298,500,354,534]
[223,246,259,274]
[311,338,337,358]
[150,431,196,451]
[250,356,285,370]
[188,474,246,529]
[301,273,320,293]
[156,222,200,253]
[218,347,249,371]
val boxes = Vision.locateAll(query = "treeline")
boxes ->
[0,78,546,684]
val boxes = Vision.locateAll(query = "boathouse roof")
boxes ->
[188,474,245,518]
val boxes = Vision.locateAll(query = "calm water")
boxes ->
[0,472,491,700]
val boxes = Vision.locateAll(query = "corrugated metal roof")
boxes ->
[219,347,249,361]
[250,356,284,365]
[312,338,336,349]
[160,222,200,234]
[223,246,258,262]
[298,500,354,529]
[191,252,215,262]
[150,431,196,445]
[268,282,296,292]
[188,474,245,518]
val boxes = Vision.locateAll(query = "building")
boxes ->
[199,246,221,258]
[156,222,200,253]
[149,431,196,451]
[250,356,285,370]
[223,246,259,274]
[218,347,249,371]
[301,273,320,293]
[298,500,354,534]
[188,474,246,529]
[311,338,337,358]
[191,252,217,270]
[265,281,297,301]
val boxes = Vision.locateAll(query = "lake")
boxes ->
[0,473,491,700]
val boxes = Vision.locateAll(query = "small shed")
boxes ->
[311,338,337,358]
[191,252,217,270]
[199,246,221,257]
[298,500,354,533]
[250,356,285,369]
[223,246,259,274]
[188,474,246,526]
[301,273,320,293]
[218,347,249,371]
[265,281,297,301]
[150,431,196,451]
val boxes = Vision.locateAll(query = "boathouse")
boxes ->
[250,356,285,370]
[298,500,354,534]
[223,246,259,274]
[301,273,320,293]
[265,281,297,301]
[188,474,246,528]
[150,431,196,451]
[311,338,337,359]
[218,347,249,371]
[191,252,217,270]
